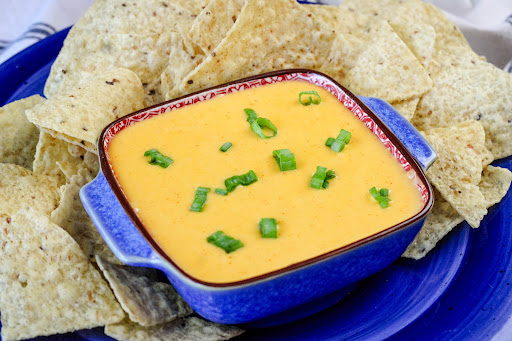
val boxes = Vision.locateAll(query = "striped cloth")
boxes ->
[0,0,94,65]
[0,0,511,71]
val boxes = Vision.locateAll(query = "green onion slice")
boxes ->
[245,108,258,122]
[144,148,173,168]
[325,137,335,147]
[299,91,322,106]
[259,218,278,238]
[310,166,327,189]
[190,187,210,212]
[379,188,389,197]
[225,170,258,193]
[245,108,277,139]
[215,188,228,196]
[207,231,244,253]
[370,187,391,208]
[311,166,336,189]
[220,142,232,152]
[273,149,296,171]
[323,170,336,189]
[330,129,352,153]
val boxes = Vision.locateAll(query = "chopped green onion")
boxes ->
[369,187,380,199]
[207,231,244,253]
[219,142,232,152]
[310,166,336,189]
[299,91,322,106]
[379,200,390,209]
[322,170,336,189]
[370,187,391,208]
[144,148,173,168]
[190,187,210,212]
[310,166,327,189]
[272,149,296,171]
[245,108,258,122]
[245,108,277,139]
[330,129,352,153]
[325,137,335,147]
[249,117,277,139]
[225,170,258,193]
[326,170,336,180]
[330,140,345,153]
[259,218,278,238]
[215,188,228,196]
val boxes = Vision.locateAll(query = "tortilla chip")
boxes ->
[328,0,465,90]
[173,0,209,15]
[323,17,435,120]
[160,31,206,97]
[106,317,244,341]
[386,23,435,120]
[424,121,492,228]
[66,0,197,38]
[96,256,193,327]
[479,166,512,206]
[34,131,80,179]
[344,21,432,103]
[319,30,365,86]
[391,98,420,121]
[33,131,96,185]
[0,95,44,170]
[320,1,405,86]
[402,189,464,260]
[403,165,512,259]
[166,0,335,100]
[391,23,435,69]
[50,168,117,263]
[413,44,512,159]
[344,0,512,159]
[45,33,177,106]
[57,151,98,182]
[45,0,200,105]
[339,0,469,49]
[27,68,144,154]
[0,208,124,341]
[189,0,246,54]
[302,4,340,30]
[397,2,469,50]
[0,164,60,216]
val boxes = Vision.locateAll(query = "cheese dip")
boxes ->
[108,81,423,283]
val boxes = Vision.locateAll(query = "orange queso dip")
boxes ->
[108,81,423,284]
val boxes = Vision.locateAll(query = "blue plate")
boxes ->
[1,28,511,341]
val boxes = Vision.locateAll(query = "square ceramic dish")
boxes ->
[81,69,436,325]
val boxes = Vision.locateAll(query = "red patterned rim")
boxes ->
[99,69,433,288]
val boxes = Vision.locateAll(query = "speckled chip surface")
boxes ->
[424,121,493,228]
[166,0,335,99]
[106,316,244,341]
[0,95,44,170]
[0,208,124,341]
[51,168,117,263]
[27,68,144,153]
[0,163,60,216]
[96,256,193,326]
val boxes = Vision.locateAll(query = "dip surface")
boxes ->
[108,81,424,283]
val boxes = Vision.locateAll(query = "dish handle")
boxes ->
[80,171,163,268]
[359,96,437,171]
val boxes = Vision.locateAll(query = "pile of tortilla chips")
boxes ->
[1,0,511,339]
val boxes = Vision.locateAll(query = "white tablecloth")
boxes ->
[1,0,511,69]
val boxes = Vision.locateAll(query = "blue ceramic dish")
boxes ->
[80,69,436,325]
